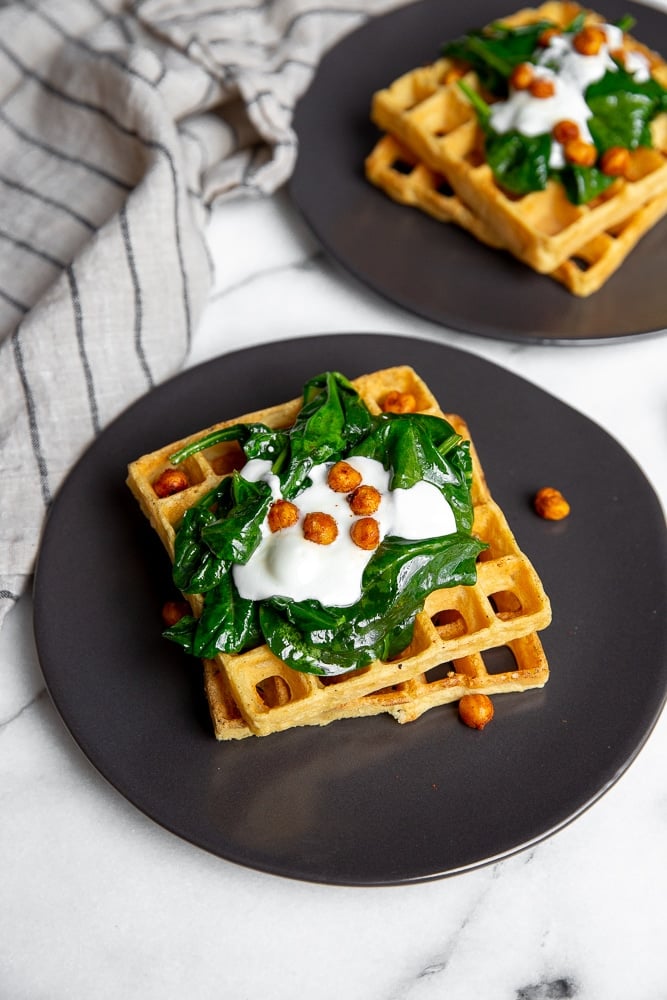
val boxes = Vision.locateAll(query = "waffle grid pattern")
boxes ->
[366,2,667,294]
[127,367,551,739]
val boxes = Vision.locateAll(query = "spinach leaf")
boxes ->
[261,533,487,675]
[162,613,198,654]
[279,371,373,497]
[559,164,615,205]
[485,129,552,196]
[192,574,261,658]
[169,422,287,468]
[350,413,474,531]
[443,20,553,94]
[172,504,230,593]
[201,472,272,563]
[587,67,667,150]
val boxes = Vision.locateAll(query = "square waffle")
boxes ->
[369,2,667,276]
[127,367,551,739]
[365,132,667,296]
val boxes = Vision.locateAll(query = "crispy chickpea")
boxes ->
[509,62,533,90]
[529,76,556,99]
[382,390,417,414]
[534,486,570,521]
[552,119,580,145]
[268,499,299,532]
[599,146,631,178]
[444,66,465,85]
[459,694,494,730]
[303,511,338,545]
[573,25,607,56]
[161,599,190,627]
[538,26,561,47]
[349,484,382,516]
[327,460,362,493]
[350,517,381,551]
[153,467,189,498]
[564,138,597,167]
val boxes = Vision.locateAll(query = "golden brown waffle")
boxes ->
[369,3,667,276]
[127,366,551,739]
[366,132,667,296]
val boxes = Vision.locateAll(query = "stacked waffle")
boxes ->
[365,2,667,296]
[127,367,551,739]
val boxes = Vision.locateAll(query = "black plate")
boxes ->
[33,334,667,885]
[290,0,667,344]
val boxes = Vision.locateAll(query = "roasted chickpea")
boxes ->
[599,146,631,177]
[382,390,417,413]
[327,460,362,493]
[529,76,556,99]
[303,511,338,545]
[348,484,382,516]
[564,138,597,167]
[443,66,465,85]
[573,25,607,56]
[153,467,189,498]
[268,499,299,532]
[458,694,494,730]
[161,599,190,627]
[350,517,381,551]
[533,486,570,521]
[509,62,533,90]
[537,26,561,47]
[552,119,580,145]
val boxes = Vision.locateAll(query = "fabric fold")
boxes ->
[0,0,404,629]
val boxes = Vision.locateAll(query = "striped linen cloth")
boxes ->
[0,0,404,628]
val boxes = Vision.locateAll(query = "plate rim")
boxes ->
[290,0,667,345]
[33,332,667,885]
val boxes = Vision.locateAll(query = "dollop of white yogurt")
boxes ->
[231,456,457,607]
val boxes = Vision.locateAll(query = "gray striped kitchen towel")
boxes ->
[0,0,405,628]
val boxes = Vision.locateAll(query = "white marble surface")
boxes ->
[3,168,667,998]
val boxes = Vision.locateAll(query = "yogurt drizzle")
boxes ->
[489,24,651,167]
[232,456,457,607]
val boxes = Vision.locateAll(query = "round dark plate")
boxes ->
[33,334,667,885]
[290,0,667,344]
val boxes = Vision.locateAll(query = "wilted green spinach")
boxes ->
[162,372,486,676]
[443,13,667,203]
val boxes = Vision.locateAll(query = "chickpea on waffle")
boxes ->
[127,367,551,740]
[366,2,667,295]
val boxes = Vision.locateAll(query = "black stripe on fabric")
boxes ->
[19,0,152,87]
[0,590,21,602]
[86,0,136,45]
[213,51,316,77]
[0,107,133,191]
[66,264,101,436]
[0,38,151,148]
[240,144,266,189]
[0,174,97,232]
[273,4,369,39]
[0,287,30,314]
[194,4,368,52]
[0,40,195,352]
[118,203,153,390]
[245,88,292,119]
[30,0,222,119]
[0,229,65,269]
[11,323,52,507]
[147,0,271,27]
